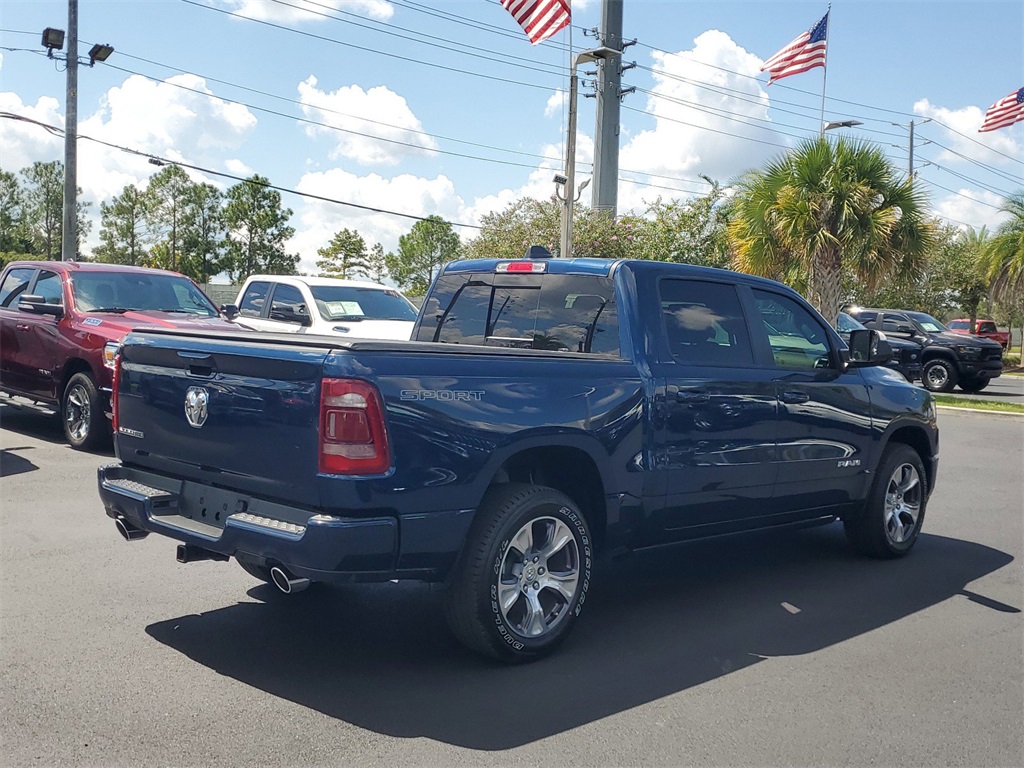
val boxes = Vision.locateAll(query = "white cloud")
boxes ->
[619,29,781,208]
[0,93,64,171]
[290,168,467,272]
[932,187,1010,231]
[297,76,437,165]
[215,0,393,23]
[545,89,568,118]
[913,98,1023,169]
[225,158,256,178]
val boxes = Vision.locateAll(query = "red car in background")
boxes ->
[0,261,235,450]
[947,319,1011,350]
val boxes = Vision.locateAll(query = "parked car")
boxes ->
[0,261,235,450]
[100,256,938,662]
[227,275,418,340]
[847,306,1003,393]
[836,312,921,382]
[946,318,1011,351]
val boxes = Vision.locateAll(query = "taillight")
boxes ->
[111,352,121,434]
[319,378,391,475]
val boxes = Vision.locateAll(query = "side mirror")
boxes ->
[270,303,311,326]
[18,294,64,318]
[895,323,914,334]
[221,303,239,320]
[847,329,892,367]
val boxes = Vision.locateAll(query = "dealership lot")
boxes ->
[1,406,1021,767]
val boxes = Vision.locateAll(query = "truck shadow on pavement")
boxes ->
[146,526,1015,750]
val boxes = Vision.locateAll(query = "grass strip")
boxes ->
[932,394,1024,414]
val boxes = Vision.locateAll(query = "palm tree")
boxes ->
[982,192,1024,301]
[982,192,1024,356]
[728,136,935,324]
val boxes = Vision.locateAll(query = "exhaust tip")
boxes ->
[115,517,148,542]
[270,566,310,594]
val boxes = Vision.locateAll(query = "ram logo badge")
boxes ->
[184,386,209,428]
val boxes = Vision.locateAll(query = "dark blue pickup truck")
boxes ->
[99,257,939,662]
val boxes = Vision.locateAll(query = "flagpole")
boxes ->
[818,5,830,137]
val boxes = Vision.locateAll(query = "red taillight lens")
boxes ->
[111,352,121,433]
[319,378,391,475]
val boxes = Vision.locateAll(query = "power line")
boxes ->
[0,110,484,229]
[915,177,1005,211]
[179,0,559,93]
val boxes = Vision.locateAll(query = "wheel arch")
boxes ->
[60,357,95,397]
[485,442,609,553]
[883,424,936,495]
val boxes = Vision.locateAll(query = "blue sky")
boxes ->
[2,0,1022,273]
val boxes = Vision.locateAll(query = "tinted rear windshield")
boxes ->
[416,272,620,356]
[71,272,217,315]
[308,285,418,322]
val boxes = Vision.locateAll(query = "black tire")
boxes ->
[443,483,593,663]
[921,358,958,393]
[958,376,989,394]
[237,558,273,583]
[62,372,108,451]
[844,443,927,558]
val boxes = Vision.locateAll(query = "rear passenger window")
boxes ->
[239,281,271,318]
[658,279,753,366]
[753,290,833,370]
[268,284,310,325]
[0,268,35,308]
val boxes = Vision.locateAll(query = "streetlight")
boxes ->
[41,0,114,261]
[555,46,621,260]
[822,119,863,134]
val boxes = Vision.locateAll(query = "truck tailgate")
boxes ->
[116,330,332,507]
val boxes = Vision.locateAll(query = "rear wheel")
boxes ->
[958,376,989,394]
[921,359,958,393]
[62,372,108,451]
[444,483,592,663]
[845,444,927,558]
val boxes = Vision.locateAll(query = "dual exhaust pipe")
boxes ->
[115,517,309,594]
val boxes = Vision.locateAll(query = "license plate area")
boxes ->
[170,483,248,529]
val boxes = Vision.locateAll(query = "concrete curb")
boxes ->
[936,405,1024,418]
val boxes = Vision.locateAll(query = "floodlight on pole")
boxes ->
[42,27,65,55]
[87,43,114,66]
[558,46,621,260]
[41,2,114,260]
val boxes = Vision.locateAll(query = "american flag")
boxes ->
[500,0,571,45]
[979,87,1024,133]
[761,11,829,85]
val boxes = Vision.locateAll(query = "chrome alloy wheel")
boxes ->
[884,463,922,545]
[497,516,581,639]
[65,382,92,443]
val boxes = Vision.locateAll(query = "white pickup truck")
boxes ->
[226,274,418,340]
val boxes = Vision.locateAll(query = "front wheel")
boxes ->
[921,359,958,393]
[958,376,989,394]
[844,444,927,558]
[62,372,108,451]
[444,484,593,663]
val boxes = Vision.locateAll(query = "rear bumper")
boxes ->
[98,463,402,582]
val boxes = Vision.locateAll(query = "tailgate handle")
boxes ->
[178,351,215,378]
[675,389,710,404]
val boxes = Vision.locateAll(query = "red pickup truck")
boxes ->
[0,261,235,450]
[947,319,1011,350]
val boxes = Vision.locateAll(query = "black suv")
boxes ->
[848,307,1003,393]
[837,312,922,383]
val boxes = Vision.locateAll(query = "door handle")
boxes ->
[675,390,710,404]
[16,323,30,331]
[780,391,810,404]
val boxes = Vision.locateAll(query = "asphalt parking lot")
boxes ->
[1,406,1021,767]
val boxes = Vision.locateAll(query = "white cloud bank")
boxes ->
[297,76,437,165]
[215,0,393,23]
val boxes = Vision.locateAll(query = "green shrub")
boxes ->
[1003,353,1021,368]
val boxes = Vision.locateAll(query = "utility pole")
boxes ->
[895,117,931,181]
[592,0,623,217]
[61,0,79,261]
